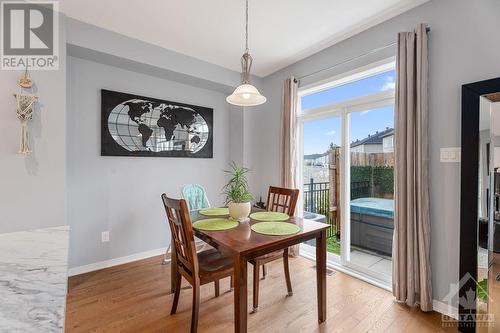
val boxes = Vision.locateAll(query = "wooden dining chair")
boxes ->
[161,194,234,333]
[249,186,300,312]
[160,184,212,266]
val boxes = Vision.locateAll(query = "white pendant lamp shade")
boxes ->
[227,0,266,107]
[226,83,266,106]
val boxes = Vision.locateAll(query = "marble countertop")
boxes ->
[0,226,69,332]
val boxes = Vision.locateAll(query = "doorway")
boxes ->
[298,60,395,286]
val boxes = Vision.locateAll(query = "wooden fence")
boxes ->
[350,152,394,167]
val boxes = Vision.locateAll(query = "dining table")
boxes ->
[172,208,330,333]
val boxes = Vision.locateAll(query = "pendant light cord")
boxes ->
[245,0,249,52]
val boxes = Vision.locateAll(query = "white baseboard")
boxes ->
[68,247,168,276]
[432,299,458,320]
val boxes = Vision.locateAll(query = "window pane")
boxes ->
[301,70,395,110]
[302,116,341,255]
[348,105,394,280]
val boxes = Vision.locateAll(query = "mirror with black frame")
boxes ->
[477,94,499,332]
[460,79,500,333]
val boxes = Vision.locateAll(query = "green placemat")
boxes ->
[193,218,238,231]
[251,222,300,236]
[250,211,289,221]
[199,207,229,216]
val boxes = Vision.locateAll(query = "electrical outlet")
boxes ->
[101,231,110,242]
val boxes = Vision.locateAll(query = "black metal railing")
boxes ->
[303,179,372,239]
[303,179,329,216]
[303,179,333,237]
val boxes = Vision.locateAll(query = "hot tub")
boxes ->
[350,197,394,256]
[303,211,327,223]
[303,212,327,247]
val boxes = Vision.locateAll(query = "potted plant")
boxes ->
[223,161,253,222]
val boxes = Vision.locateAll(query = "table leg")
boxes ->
[234,254,248,333]
[316,230,327,323]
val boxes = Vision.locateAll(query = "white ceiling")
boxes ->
[60,0,428,77]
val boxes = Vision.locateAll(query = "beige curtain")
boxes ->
[280,76,299,256]
[392,24,432,311]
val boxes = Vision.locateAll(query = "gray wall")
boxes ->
[248,0,500,302]
[0,12,250,240]
[67,56,232,268]
[4,0,499,306]
[0,14,67,234]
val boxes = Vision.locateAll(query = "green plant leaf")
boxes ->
[222,161,253,204]
[478,279,488,303]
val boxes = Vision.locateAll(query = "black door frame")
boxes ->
[460,77,500,332]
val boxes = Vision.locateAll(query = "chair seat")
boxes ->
[251,250,284,265]
[198,249,234,282]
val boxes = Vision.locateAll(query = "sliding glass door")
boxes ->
[345,106,394,283]
[298,61,396,285]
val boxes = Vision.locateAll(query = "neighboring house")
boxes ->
[350,127,393,153]
[382,129,394,153]
[304,152,328,166]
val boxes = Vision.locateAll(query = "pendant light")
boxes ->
[226,0,266,107]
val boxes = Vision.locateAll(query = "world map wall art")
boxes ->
[101,90,213,158]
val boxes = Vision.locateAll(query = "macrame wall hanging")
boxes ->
[13,68,38,154]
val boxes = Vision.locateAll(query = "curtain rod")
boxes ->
[297,26,430,81]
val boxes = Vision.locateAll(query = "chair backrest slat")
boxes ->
[266,186,299,216]
[161,194,198,277]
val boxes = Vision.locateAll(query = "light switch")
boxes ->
[440,147,461,163]
[440,149,448,162]
[101,231,110,242]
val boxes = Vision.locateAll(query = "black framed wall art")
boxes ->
[101,89,213,158]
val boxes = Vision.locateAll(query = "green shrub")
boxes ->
[350,165,394,197]
[373,166,394,194]
[350,166,372,182]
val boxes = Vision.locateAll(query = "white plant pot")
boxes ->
[228,202,251,222]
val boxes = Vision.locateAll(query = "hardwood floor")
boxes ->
[66,255,457,332]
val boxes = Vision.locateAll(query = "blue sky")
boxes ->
[302,70,395,155]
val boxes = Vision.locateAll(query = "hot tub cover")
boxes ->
[350,197,394,219]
